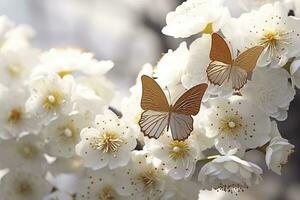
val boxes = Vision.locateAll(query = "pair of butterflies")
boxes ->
[139,33,264,141]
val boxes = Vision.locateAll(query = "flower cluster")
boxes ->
[0,0,298,199]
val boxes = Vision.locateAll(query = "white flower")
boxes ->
[0,87,39,138]
[77,75,115,104]
[0,16,14,40]
[241,67,295,121]
[76,167,131,200]
[0,48,40,87]
[26,74,75,123]
[121,63,154,143]
[290,57,300,88]
[265,121,294,175]
[162,0,230,38]
[121,92,145,143]
[203,96,271,155]
[181,35,210,88]
[0,169,52,200]
[71,84,105,120]
[0,16,35,51]
[193,112,215,150]
[75,110,137,170]
[42,113,90,158]
[198,155,263,192]
[47,173,81,195]
[1,26,35,52]
[223,2,300,67]
[44,191,73,200]
[0,134,47,173]
[32,48,113,78]
[144,132,202,180]
[123,151,173,200]
[181,35,233,101]
[237,0,282,11]
[155,42,189,88]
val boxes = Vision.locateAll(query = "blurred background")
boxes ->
[0,0,299,199]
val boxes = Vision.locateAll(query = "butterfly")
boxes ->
[207,33,264,90]
[138,75,208,141]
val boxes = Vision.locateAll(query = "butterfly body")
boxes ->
[139,75,207,141]
[167,109,172,131]
[207,33,264,90]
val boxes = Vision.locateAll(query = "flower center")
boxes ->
[168,140,190,160]
[7,63,23,77]
[138,168,157,191]
[43,91,63,110]
[58,124,79,142]
[7,108,23,124]
[16,180,33,196]
[261,31,279,47]
[99,186,117,200]
[57,70,73,78]
[64,128,73,137]
[17,143,39,160]
[91,132,123,153]
[220,115,243,136]
[228,121,236,128]
[259,30,291,61]
[202,22,213,34]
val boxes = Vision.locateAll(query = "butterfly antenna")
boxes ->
[166,86,172,104]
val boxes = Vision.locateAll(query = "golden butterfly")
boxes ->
[138,75,208,141]
[207,33,264,90]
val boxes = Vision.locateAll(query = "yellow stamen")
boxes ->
[91,132,123,153]
[220,115,243,136]
[202,22,214,34]
[168,140,190,160]
[261,31,279,47]
[43,91,63,110]
[7,108,23,124]
[100,186,116,200]
[16,180,32,196]
[57,70,73,78]
[7,63,23,77]
[17,143,38,160]
[138,168,157,191]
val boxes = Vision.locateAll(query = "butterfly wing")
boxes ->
[173,84,208,115]
[231,46,264,90]
[139,110,169,139]
[207,33,233,86]
[169,113,193,141]
[230,66,248,90]
[210,33,233,65]
[140,75,169,112]
[168,84,207,141]
[139,75,170,139]
[233,46,264,72]
[207,62,232,86]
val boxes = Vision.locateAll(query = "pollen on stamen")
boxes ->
[43,91,63,110]
[220,115,243,135]
[90,132,123,153]
[259,29,293,61]
[63,128,73,137]
[7,108,23,124]
[168,140,190,160]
